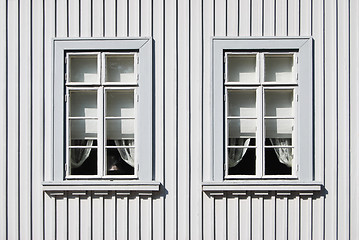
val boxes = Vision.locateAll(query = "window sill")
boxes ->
[43,181,161,197]
[202,182,323,197]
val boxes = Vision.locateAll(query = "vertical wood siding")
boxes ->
[0,0,358,239]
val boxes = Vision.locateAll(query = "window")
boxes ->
[213,38,313,182]
[53,39,153,181]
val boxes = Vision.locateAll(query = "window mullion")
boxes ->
[99,54,104,177]
[258,53,264,178]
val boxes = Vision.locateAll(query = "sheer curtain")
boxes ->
[228,138,250,168]
[71,140,93,168]
[114,140,135,167]
[269,138,293,167]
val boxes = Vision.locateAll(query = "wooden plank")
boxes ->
[300,0,312,36]
[44,194,56,240]
[141,0,152,36]
[128,0,140,37]
[300,197,313,240]
[288,196,300,239]
[68,196,80,240]
[128,196,140,240]
[7,0,19,238]
[263,196,275,240]
[92,195,104,239]
[56,0,68,37]
[80,0,92,37]
[214,0,226,36]
[105,0,116,37]
[239,196,251,239]
[226,0,238,36]
[263,0,275,36]
[140,197,152,240]
[275,197,288,240]
[312,197,324,240]
[251,197,264,240]
[214,198,226,240]
[287,0,299,36]
[227,197,239,240]
[275,0,287,36]
[56,196,68,240]
[116,195,129,240]
[79,195,91,240]
[92,0,104,37]
[116,0,128,37]
[104,193,116,240]
[239,0,251,36]
[251,0,263,36]
[68,0,80,37]
[203,193,214,240]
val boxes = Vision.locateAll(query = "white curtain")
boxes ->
[269,138,293,167]
[71,140,93,168]
[114,140,135,167]
[228,138,250,167]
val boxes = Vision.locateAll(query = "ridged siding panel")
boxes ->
[0,0,358,239]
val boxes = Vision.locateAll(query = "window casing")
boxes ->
[213,38,313,182]
[53,39,153,182]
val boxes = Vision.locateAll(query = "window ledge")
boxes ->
[43,181,161,197]
[202,182,323,197]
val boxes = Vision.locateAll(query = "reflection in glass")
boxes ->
[106,90,134,117]
[69,91,97,117]
[264,55,294,83]
[70,119,98,139]
[265,119,293,139]
[265,89,293,117]
[69,55,98,83]
[106,119,134,140]
[227,54,257,83]
[106,54,135,83]
[228,119,256,138]
[228,90,256,117]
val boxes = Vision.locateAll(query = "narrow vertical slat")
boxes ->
[68,196,80,240]
[324,0,338,239]
[116,196,129,240]
[300,0,312,36]
[226,0,238,36]
[239,196,251,239]
[350,0,359,238]
[80,0,92,37]
[141,0,152,36]
[288,196,300,239]
[56,0,68,37]
[263,196,275,240]
[239,0,251,36]
[104,193,116,240]
[300,197,313,240]
[92,0,104,37]
[92,195,104,240]
[79,196,91,240]
[19,0,32,238]
[190,0,203,238]
[203,194,214,240]
[140,197,152,240]
[227,197,239,240]
[276,197,288,240]
[164,0,177,238]
[128,197,140,240]
[214,198,226,240]
[275,0,287,36]
[214,0,226,36]
[312,197,324,240]
[104,0,116,37]
[56,196,68,240]
[337,0,350,239]
[0,0,7,238]
[152,1,165,239]
[32,0,45,238]
[69,0,80,37]
[251,0,263,36]
[178,0,190,238]
[263,0,275,36]
[116,0,128,37]
[251,197,263,240]
[44,194,56,240]
[287,0,299,36]
[128,0,140,37]
[7,0,19,238]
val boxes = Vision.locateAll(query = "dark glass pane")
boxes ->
[106,148,134,175]
[228,138,256,175]
[264,141,292,175]
[70,148,97,175]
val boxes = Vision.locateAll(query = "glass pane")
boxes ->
[227,54,257,83]
[106,148,134,175]
[69,91,97,117]
[228,89,256,117]
[228,119,256,138]
[106,119,135,140]
[69,148,97,175]
[70,119,97,139]
[228,137,256,147]
[105,54,135,83]
[227,147,256,175]
[70,139,97,147]
[265,89,293,117]
[265,119,293,139]
[265,147,292,175]
[264,54,294,83]
[106,90,134,117]
[69,55,98,83]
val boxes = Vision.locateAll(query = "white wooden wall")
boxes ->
[0,0,358,239]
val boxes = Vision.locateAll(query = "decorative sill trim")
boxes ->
[202,182,323,197]
[43,181,161,197]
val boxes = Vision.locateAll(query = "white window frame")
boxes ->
[53,38,153,182]
[212,37,313,183]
